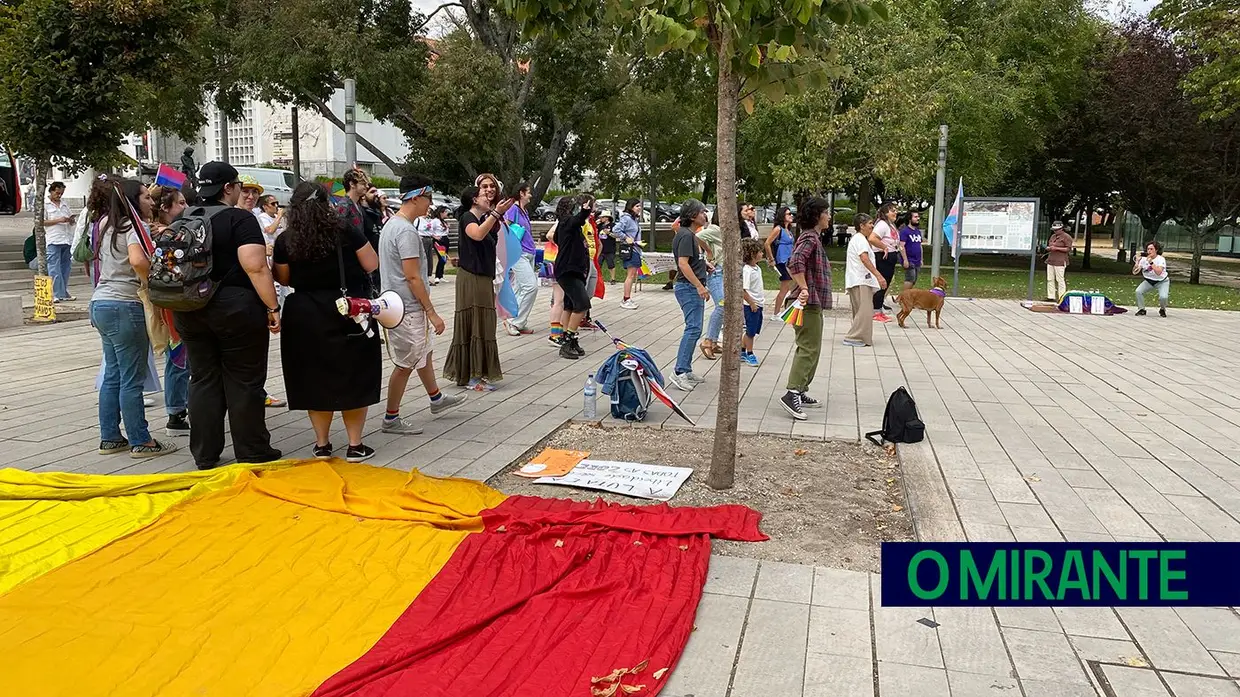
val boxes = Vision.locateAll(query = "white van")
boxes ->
[234,167,297,205]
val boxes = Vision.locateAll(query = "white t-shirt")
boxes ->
[743,263,765,306]
[847,232,880,289]
[255,212,278,246]
[871,220,899,254]
[416,216,443,239]
[44,199,73,245]
[1139,255,1168,282]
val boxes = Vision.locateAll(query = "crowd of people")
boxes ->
[68,159,1180,465]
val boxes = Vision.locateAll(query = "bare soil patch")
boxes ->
[489,424,914,572]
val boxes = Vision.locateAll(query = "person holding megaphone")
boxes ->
[272,181,382,463]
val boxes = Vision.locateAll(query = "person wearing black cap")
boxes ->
[172,161,283,470]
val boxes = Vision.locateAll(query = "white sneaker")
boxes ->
[381,416,424,435]
[685,372,707,385]
[620,299,638,310]
[669,373,696,392]
[503,320,521,337]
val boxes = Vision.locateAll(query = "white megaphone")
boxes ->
[336,290,405,337]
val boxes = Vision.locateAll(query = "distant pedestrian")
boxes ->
[1045,220,1073,300]
[43,181,76,301]
[238,180,286,409]
[898,211,924,292]
[426,206,451,284]
[378,175,466,435]
[870,202,905,322]
[174,162,282,470]
[1133,241,1170,317]
[740,237,766,366]
[765,206,796,318]
[669,199,711,392]
[843,213,885,348]
[616,199,643,310]
[739,202,759,239]
[779,197,833,421]
[444,179,512,391]
[696,209,726,360]
[87,178,178,458]
[503,182,540,336]
[598,211,617,283]
[273,181,381,462]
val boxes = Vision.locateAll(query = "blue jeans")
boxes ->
[165,351,190,415]
[705,268,725,342]
[90,300,151,445]
[47,243,72,299]
[1136,279,1170,309]
[673,281,705,376]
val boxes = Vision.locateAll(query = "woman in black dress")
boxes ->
[272,181,381,462]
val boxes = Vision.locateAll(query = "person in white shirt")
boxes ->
[1133,240,1170,317]
[740,238,766,366]
[869,202,907,322]
[844,213,887,347]
[43,181,76,301]
[415,208,446,286]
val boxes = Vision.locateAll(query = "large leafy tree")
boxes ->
[1154,0,1240,121]
[506,0,887,489]
[0,0,212,275]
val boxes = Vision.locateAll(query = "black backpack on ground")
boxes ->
[147,205,231,312]
[866,386,925,446]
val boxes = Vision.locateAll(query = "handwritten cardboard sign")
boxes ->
[533,460,693,501]
[32,275,55,322]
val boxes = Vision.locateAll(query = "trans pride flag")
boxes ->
[0,461,766,695]
[942,178,963,258]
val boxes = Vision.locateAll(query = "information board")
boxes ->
[960,199,1038,253]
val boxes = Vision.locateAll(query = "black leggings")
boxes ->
[873,254,898,309]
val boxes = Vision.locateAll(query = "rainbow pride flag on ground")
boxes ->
[0,461,765,695]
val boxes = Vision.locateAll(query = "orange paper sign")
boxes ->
[514,449,589,478]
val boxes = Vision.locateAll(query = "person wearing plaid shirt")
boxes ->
[780,197,834,421]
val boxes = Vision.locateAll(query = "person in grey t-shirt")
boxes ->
[376,174,465,435]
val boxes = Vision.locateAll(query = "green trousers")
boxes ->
[785,305,823,392]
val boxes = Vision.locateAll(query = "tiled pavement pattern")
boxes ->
[2,277,1239,696]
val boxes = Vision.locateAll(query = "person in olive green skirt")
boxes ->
[780,197,833,422]
[444,179,513,391]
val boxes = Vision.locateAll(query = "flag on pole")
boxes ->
[154,164,186,189]
[943,178,963,258]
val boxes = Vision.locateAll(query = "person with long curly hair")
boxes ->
[272,181,381,462]
[146,184,192,437]
[87,178,178,458]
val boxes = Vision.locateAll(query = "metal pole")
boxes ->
[290,106,302,182]
[343,79,357,167]
[218,108,230,163]
[929,124,948,280]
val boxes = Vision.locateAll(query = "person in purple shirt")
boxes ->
[898,210,925,292]
[503,182,540,336]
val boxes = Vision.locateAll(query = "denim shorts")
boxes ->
[744,305,763,337]
[904,266,920,284]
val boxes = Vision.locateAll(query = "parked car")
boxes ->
[234,167,296,206]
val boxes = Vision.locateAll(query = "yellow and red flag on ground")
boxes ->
[0,460,765,696]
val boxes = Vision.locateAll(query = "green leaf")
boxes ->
[748,45,762,67]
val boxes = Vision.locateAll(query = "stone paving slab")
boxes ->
[4,277,1240,695]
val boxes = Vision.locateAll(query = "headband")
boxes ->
[400,186,432,201]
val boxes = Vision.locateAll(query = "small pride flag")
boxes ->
[154,164,186,189]
[779,301,805,327]
[434,242,448,265]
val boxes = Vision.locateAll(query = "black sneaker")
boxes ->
[99,438,130,455]
[570,333,586,357]
[780,391,807,421]
[1159,308,1166,317]
[1135,309,1147,316]
[313,443,333,459]
[130,439,179,459]
[799,393,822,408]
[166,411,190,437]
[346,443,375,463]
[548,334,565,347]
[559,338,581,360]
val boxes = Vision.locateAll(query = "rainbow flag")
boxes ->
[434,242,448,265]
[154,164,186,189]
[779,300,805,327]
[0,461,766,695]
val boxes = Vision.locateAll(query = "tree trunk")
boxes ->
[218,108,230,164]
[1082,200,1093,271]
[33,160,49,277]
[707,38,743,491]
[647,171,658,244]
[1190,230,1204,285]
[701,169,715,204]
[529,118,569,209]
[305,96,404,175]
[856,178,873,214]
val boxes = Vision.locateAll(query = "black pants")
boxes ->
[873,254,898,310]
[434,236,448,279]
[174,286,279,468]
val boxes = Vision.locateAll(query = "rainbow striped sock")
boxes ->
[550,322,563,339]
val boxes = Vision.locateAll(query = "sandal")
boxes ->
[700,341,718,360]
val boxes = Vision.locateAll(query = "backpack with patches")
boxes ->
[866,386,925,446]
[610,357,654,421]
[146,205,231,312]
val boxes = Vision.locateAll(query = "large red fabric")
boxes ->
[311,496,767,697]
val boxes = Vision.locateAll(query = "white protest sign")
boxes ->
[532,460,693,501]
[1068,295,1083,314]
[1090,295,1106,315]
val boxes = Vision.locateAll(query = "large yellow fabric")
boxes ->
[0,461,507,697]
[0,463,288,595]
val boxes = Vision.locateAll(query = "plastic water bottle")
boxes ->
[583,373,597,420]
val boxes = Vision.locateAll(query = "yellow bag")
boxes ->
[139,284,170,355]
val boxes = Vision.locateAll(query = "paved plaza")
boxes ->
[2,275,1239,696]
